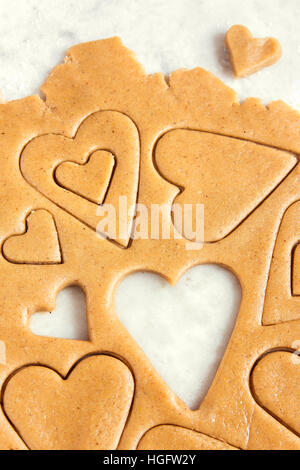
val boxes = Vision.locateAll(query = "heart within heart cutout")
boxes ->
[20,110,140,248]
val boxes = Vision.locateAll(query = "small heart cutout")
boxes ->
[20,111,140,248]
[2,209,62,264]
[30,286,89,341]
[115,265,241,409]
[251,350,300,436]
[155,129,296,242]
[225,24,282,77]
[55,150,115,205]
[3,354,134,450]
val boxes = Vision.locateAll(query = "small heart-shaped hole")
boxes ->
[115,265,241,410]
[30,286,89,341]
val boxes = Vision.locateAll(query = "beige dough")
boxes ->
[137,425,238,450]
[0,38,298,450]
[55,150,115,205]
[2,210,62,265]
[293,244,300,295]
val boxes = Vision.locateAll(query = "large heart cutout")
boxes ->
[115,265,241,409]
[263,201,300,324]
[30,286,89,341]
[155,129,297,242]
[3,354,134,450]
[20,111,140,248]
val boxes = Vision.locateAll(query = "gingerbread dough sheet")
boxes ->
[0,38,299,450]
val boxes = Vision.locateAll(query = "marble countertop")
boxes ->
[1,0,299,108]
[1,0,299,409]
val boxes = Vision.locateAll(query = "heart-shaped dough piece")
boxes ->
[251,351,300,436]
[225,25,282,78]
[2,209,62,264]
[137,425,238,450]
[155,129,296,242]
[3,355,134,450]
[263,201,300,324]
[55,150,115,204]
[20,111,140,248]
[292,244,300,295]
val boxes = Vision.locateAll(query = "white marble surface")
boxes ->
[1,0,299,407]
[115,267,241,409]
[30,286,89,341]
[0,0,299,108]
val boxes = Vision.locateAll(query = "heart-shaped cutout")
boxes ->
[115,265,241,409]
[55,150,115,205]
[263,201,300,324]
[0,340,6,365]
[30,286,89,341]
[2,209,62,264]
[20,111,140,248]
[3,354,134,450]
[155,129,296,242]
[292,244,300,296]
[251,350,300,436]
[225,24,282,78]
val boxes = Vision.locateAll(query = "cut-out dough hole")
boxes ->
[2,209,62,265]
[30,286,89,341]
[115,265,241,410]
